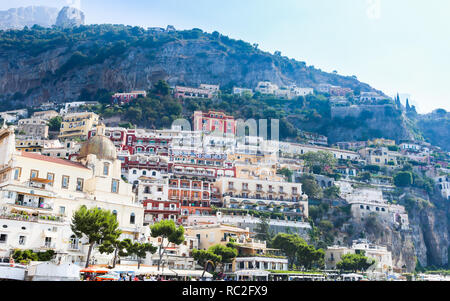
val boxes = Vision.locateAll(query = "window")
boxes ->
[76,178,84,191]
[111,179,119,193]
[19,236,26,245]
[0,234,7,244]
[44,237,52,248]
[30,169,39,179]
[59,206,65,215]
[103,163,110,176]
[62,176,69,189]
[130,213,135,224]
[14,168,21,180]
[47,173,55,186]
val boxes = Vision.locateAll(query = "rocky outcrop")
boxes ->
[0,25,377,106]
[55,6,85,28]
[408,204,449,267]
[0,6,59,30]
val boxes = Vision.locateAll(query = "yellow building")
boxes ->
[15,137,44,153]
[59,112,99,140]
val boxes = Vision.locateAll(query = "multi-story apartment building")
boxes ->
[0,125,143,266]
[112,91,147,105]
[17,118,49,138]
[359,147,400,166]
[255,81,279,95]
[174,86,213,99]
[59,112,99,140]
[193,110,236,135]
[168,178,213,220]
[169,152,235,180]
[325,239,393,273]
[434,175,450,200]
[140,177,181,224]
[214,177,309,220]
[41,141,81,160]
[15,137,45,153]
[32,110,59,121]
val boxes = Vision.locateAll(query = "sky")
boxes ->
[2,0,450,113]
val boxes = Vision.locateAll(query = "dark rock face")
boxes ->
[55,6,85,28]
[0,6,59,30]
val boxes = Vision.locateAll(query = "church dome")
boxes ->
[78,125,117,161]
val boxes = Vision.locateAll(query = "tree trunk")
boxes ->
[112,247,118,269]
[157,241,163,271]
[138,257,141,269]
[85,242,94,268]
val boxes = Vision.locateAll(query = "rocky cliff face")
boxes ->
[0,6,59,30]
[55,6,85,28]
[409,204,449,267]
[0,25,377,106]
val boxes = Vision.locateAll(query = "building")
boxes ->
[214,177,309,221]
[17,118,49,138]
[41,141,81,160]
[59,112,99,141]
[15,137,45,153]
[0,124,144,266]
[255,81,279,95]
[325,240,393,273]
[168,178,214,221]
[0,109,28,123]
[360,92,386,103]
[141,177,181,224]
[32,110,59,121]
[193,110,236,135]
[434,175,450,200]
[199,84,220,93]
[174,86,213,99]
[279,142,361,161]
[233,87,253,96]
[359,147,400,166]
[112,91,147,105]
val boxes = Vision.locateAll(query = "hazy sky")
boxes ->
[2,0,450,113]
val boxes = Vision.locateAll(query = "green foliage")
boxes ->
[254,217,275,247]
[150,219,185,270]
[394,171,413,187]
[301,151,337,175]
[208,244,238,264]
[277,168,293,182]
[47,116,62,132]
[297,174,323,200]
[324,185,340,199]
[12,249,55,264]
[336,253,375,272]
[272,233,324,270]
[71,206,121,267]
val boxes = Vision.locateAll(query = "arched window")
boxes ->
[130,213,135,224]
[112,210,118,217]
[103,163,110,176]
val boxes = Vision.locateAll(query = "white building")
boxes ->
[255,81,279,95]
[435,175,450,200]
[0,124,145,266]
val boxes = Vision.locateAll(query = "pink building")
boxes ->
[112,91,147,105]
[193,111,236,135]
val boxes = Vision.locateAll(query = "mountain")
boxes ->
[0,6,59,30]
[0,24,447,149]
[55,6,85,28]
[0,25,378,106]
